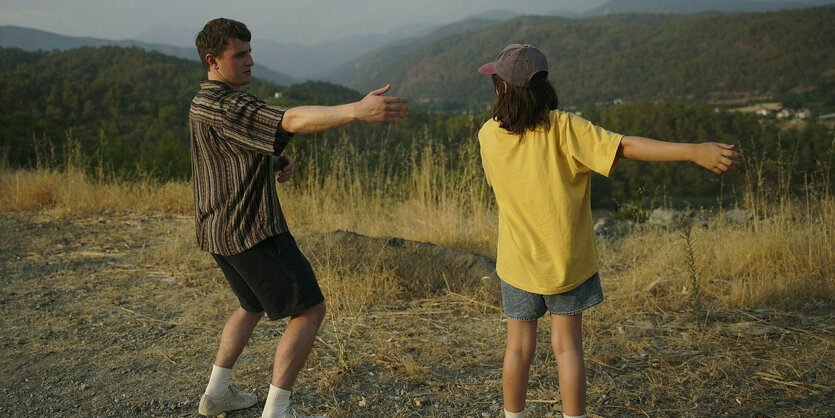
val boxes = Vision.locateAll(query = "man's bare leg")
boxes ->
[199,308,264,416]
[271,301,326,388]
[261,302,327,417]
[215,307,265,368]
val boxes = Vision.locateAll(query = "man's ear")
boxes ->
[205,54,217,69]
[502,81,508,93]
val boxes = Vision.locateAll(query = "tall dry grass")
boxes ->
[1,135,832,312]
[0,167,191,214]
[596,198,835,311]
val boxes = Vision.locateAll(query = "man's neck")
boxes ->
[207,72,239,90]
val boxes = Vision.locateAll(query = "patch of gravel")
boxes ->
[1,212,832,417]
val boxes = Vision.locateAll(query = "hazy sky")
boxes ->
[0,0,607,45]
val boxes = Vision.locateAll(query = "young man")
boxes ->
[190,18,409,418]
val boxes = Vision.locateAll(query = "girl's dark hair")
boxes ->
[491,72,559,135]
[195,18,251,71]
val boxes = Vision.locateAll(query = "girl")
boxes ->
[476,44,740,418]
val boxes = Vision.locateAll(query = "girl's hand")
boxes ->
[692,143,742,174]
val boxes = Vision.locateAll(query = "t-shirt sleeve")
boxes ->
[222,91,294,155]
[562,112,623,177]
[477,126,494,187]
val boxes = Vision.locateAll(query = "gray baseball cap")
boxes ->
[478,44,548,87]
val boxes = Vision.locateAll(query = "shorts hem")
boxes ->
[504,312,545,321]
[265,295,325,321]
[548,295,604,317]
[240,305,266,314]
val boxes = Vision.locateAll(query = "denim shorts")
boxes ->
[501,273,604,320]
[212,233,324,320]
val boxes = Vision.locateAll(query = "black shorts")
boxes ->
[211,233,324,320]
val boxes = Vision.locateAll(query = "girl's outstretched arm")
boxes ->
[617,136,742,174]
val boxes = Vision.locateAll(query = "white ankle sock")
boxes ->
[563,414,586,418]
[505,409,525,418]
[262,384,292,418]
[204,364,231,398]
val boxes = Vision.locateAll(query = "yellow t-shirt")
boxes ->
[478,110,623,294]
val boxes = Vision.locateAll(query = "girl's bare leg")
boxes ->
[550,313,585,416]
[503,318,538,413]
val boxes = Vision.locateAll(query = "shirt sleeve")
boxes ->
[561,112,623,177]
[477,126,494,187]
[222,91,294,155]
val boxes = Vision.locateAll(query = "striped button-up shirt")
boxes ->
[189,80,293,255]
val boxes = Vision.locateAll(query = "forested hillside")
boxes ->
[0,26,296,86]
[0,47,301,178]
[1,46,831,206]
[0,46,476,179]
[581,0,821,16]
[328,18,503,84]
[349,5,835,110]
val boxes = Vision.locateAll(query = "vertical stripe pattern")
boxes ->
[189,80,293,255]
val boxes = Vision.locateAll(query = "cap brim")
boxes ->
[478,62,495,75]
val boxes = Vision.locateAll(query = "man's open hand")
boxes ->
[356,84,410,123]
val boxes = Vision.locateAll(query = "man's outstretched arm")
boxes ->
[280,84,409,134]
[617,136,742,174]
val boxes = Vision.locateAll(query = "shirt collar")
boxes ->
[199,80,233,91]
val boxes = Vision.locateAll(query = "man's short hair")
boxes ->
[195,18,251,71]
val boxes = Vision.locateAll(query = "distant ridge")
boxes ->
[328,17,505,85]
[0,25,296,86]
[582,0,818,16]
[344,5,835,109]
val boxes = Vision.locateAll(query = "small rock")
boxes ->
[358,398,367,407]
[724,208,755,224]
[596,355,617,365]
[594,216,635,239]
[647,208,684,228]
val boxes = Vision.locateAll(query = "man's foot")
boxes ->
[198,384,257,416]
[263,405,326,418]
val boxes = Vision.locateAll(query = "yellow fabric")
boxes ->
[478,110,623,294]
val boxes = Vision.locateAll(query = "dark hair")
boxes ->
[491,72,559,135]
[195,18,251,71]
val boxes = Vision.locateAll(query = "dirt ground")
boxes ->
[0,211,832,417]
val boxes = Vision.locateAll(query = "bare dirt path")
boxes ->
[1,212,832,417]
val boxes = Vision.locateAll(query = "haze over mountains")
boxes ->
[3,0,829,83]
[0,25,296,86]
[1,0,832,110]
[581,0,828,15]
[353,5,835,108]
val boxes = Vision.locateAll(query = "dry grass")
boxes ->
[2,152,832,312]
[1,146,833,416]
[595,198,835,312]
[0,167,191,215]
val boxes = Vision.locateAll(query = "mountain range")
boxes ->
[0,25,296,86]
[4,0,830,84]
[2,0,833,110]
[581,0,825,15]
[347,5,835,108]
